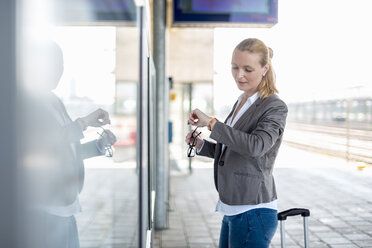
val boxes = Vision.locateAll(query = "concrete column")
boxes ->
[153,0,169,229]
[0,0,17,246]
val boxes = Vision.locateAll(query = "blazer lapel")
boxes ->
[218,97,263,160]
[233,97,263,130]
[215,100,238,160]
[225,100,238,124]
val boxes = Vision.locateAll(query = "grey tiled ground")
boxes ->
[74,145,372,248]
[77,166,139,248]
[154,145,372,248]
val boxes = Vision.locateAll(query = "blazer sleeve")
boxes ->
[77,140,105,160]
[61,121,84,143]
[197,140,216,158]
[209,99,288,158]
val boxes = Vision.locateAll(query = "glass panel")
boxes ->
[16,0,140,247]
[169,82,213,170]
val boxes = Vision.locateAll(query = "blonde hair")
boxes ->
[235,38,278,98]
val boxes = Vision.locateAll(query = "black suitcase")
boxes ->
[277,208,310,248]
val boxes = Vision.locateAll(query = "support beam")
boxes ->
[0,0,17,246]
[153,0,169,229]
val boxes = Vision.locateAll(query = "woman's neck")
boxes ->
[243,90,257,101]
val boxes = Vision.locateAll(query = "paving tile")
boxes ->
[160,241,188,248]
[161,235,187,242]
[330,245,359,248]
[344,233,372,241]
[320,237,354,245]
[155,164,372,248]
[188,244,216,248]
[188,236,214,243]
[72,146,372,248]
[352,240,372,247]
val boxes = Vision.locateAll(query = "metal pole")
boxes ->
[188,83,193,174]
[147,57,152,230]
[280,220,286,248]
[138,6,144,247]
[303,217,310,248]
[153,0,169,229]
[0,0,17,246]
[346,99,351,161]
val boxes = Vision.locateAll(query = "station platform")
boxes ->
[154,144,372,248]
[75,143,372,248]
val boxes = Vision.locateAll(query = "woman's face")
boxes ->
[231,49,268,97]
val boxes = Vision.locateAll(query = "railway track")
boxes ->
[284,122,372,164]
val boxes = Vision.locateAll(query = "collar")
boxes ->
[237,91,259,106]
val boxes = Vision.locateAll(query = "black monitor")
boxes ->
[53,0,137,25]
[173,0,278,27]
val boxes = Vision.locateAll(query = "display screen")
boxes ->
[173,0,277,26]
[90,0,136,21]
[185,0,269,14]
[54,0,137,23]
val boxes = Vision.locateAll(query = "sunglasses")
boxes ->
[97,127,113,157]
[187,126,202,158]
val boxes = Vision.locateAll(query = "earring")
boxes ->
[262,74,266,77]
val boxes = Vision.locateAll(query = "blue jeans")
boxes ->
[219,208,278,248]
[45,214,80,248]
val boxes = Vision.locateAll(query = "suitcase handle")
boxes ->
[277,208,310,221]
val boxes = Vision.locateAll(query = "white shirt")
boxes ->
[43,199,82,217]
[43,95,82,217]
[215,92,277,216]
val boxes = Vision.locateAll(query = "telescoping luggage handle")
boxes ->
[278,208,310,248]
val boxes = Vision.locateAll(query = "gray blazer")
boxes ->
[198,94,288,205]
[51,94,104,205]
[27,94,104,206]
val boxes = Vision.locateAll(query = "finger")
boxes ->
[186,133,193,144]
[188,120,197,125]
[185,134,191,144]
[189,110,197,121]
[98,117,110,125]
[104,130,116,142]
[97,109,110,123]
[100,119,110,125]
[109,133,117,144]
[105,129,113,135]
[188,115,194,123]
[102,110,110,121]
[188,118,199,125]
[108,137,117,145]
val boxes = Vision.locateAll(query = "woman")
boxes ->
[21,41,117,248]
[186,38,287,247]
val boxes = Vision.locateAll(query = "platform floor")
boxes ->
[76,144,372,247]
[154,145,372,248]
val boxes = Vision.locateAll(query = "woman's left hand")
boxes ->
[187,108,213,127]
[97,129,117,152]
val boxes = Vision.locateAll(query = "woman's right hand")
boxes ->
[97,129,117,152]
[185,129,203,150]
[78,108,111,130]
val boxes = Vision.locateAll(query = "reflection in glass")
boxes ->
[17,1,141,247]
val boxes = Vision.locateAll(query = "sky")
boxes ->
[214,0,372,104]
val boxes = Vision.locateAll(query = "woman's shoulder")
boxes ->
[260,94,287,108]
